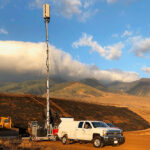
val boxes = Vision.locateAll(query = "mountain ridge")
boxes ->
[1,78,150,97]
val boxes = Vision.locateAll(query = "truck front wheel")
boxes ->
[62,135,68,145]
[93,136,103,148]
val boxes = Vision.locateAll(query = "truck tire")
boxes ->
[61,135,68,145]
[93,136,103,148]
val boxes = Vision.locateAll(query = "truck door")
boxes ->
[82,122,93,141]
[75,122,85,140]
[76,122,93,141]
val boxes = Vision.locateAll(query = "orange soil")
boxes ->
[11,129,150,150]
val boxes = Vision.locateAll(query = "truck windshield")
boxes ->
[92,122,108,128]
[106,123,115,127]
[32,122,38,126]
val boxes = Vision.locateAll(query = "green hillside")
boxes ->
[80,78,106,91]
[0,80,49,95]
[0,77,68,95]
[50,82,104,99]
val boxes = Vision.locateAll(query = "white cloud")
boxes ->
[83,0,95,8]
[73,33,124,60]
[121,30,132,38]
[29,0,43,9]
[0,28,8,35]
[53,0,98,21]
[130,37,150,57]
[53,0,82,18]
[142,67,150,74]
[0,41,139,83]
[29,0,82,18]
[107,0,118,4]
[112,34,119,38]
[107,0,137,5]
[78,9,99,22]
[105,43,124,60]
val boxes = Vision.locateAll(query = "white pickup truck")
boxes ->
[58,118,125,148]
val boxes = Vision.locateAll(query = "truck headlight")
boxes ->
[121,131,123,136]
[120,129,123,136]
[102,130,107,136]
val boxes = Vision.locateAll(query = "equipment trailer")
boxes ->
[28,121,58,141]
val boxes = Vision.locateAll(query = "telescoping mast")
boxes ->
[43,3,51,137]
[28,3,57,141]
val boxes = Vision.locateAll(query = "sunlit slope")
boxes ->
[50,82,106,99]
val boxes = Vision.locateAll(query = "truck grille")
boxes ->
[107,131,121,136]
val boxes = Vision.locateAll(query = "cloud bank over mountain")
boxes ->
[0,41,139,83]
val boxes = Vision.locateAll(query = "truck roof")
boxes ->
[60,118,105,123]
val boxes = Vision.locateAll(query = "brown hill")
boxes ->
[127,78,150,97]
[47,80,150,124]
[105,78,150,97]
[0,93,46,129]
[52,98,150,131]
[49,82,105,99]
[0,93,149,131]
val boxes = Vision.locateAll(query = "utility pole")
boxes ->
[43,3,50,137]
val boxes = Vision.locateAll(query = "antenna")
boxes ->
[43,3,50,137]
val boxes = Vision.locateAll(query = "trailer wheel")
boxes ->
[61,135,68,145]
[93,136,103,148]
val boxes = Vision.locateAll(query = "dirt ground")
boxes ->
[1,129,147,150]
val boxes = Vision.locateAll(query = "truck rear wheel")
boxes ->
[93,136,103,148]
[62,135,68,145]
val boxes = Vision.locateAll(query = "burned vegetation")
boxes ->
[0,93,149,133]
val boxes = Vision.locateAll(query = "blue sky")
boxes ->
[1,0,150,83]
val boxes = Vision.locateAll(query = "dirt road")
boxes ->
[17,129,150,150]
